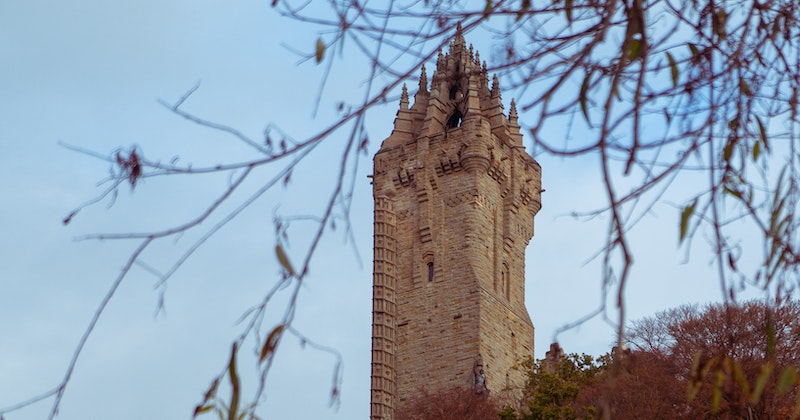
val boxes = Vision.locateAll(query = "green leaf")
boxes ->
[688,350,705,401]
[260,324,285,363]
[779,366,798,394]
[756,116,769,152]
[679,199,697,244]
[724,185,742,201]
[712,369,725,412]
[687,43,700,57]
[723,138,735,163]
[753,140,761,161]
[750,362,774,404]
[666,52,678,87]
[228,343,241,420]
[627,39,642,60]
[729,358,750,395]
[315,38,325,63]
[275,244,295,276]
[579,70,592,123]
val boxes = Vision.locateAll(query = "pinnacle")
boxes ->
[419,64,428,92]
[491,74,501,98]
[509,98,518,120]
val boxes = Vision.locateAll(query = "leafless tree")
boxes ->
[3,1,800,418]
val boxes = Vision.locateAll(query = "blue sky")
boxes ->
[0,1,748,419]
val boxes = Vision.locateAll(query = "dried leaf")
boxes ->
[516,0,530,21]
[687,42,700,57]
[63,210,77,225]
[727,253,737,271]
[228,343,241,420]
[753,140,761,161]
[756,116,769,152]
[275,244,295,276]
[724,185,742,201]
[714,8,728,38]
[193,378,220,418]
[579,70,592,122]
[666,52,678,87]
[260,324,285,363]
[565,0,573,23]
[483,0,492,17]
[315,38,325,63]
[740,78,752,97]
[193,405,215,417]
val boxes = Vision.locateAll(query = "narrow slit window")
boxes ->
[427,262,434,282]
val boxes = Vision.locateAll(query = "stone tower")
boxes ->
[370,28,542,419]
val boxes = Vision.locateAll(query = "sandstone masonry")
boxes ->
[370,28,543,419]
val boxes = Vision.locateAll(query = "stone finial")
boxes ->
[400,84,409,110]
[509,98,518,122]
[544,342,564,373]
[491,74,501,99]
[419,64,428,93]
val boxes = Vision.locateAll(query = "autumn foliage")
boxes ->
[395,386,501,420]
[503,300,800,419]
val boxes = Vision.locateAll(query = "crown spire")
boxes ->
[491,74,501,99]
[509,98,518,121]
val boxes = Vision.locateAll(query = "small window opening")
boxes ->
[501,264,510,300]
[447,110,463,128]
[427,262,434,282]
[449,83,461,100]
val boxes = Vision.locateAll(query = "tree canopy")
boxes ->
[504,300,800,418]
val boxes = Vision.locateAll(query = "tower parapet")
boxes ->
[370,26,542,419]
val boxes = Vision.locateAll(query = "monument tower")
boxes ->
[370,28,542,419]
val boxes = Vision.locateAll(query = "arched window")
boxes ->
[447,109,463,128]
[422,252,435,283]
